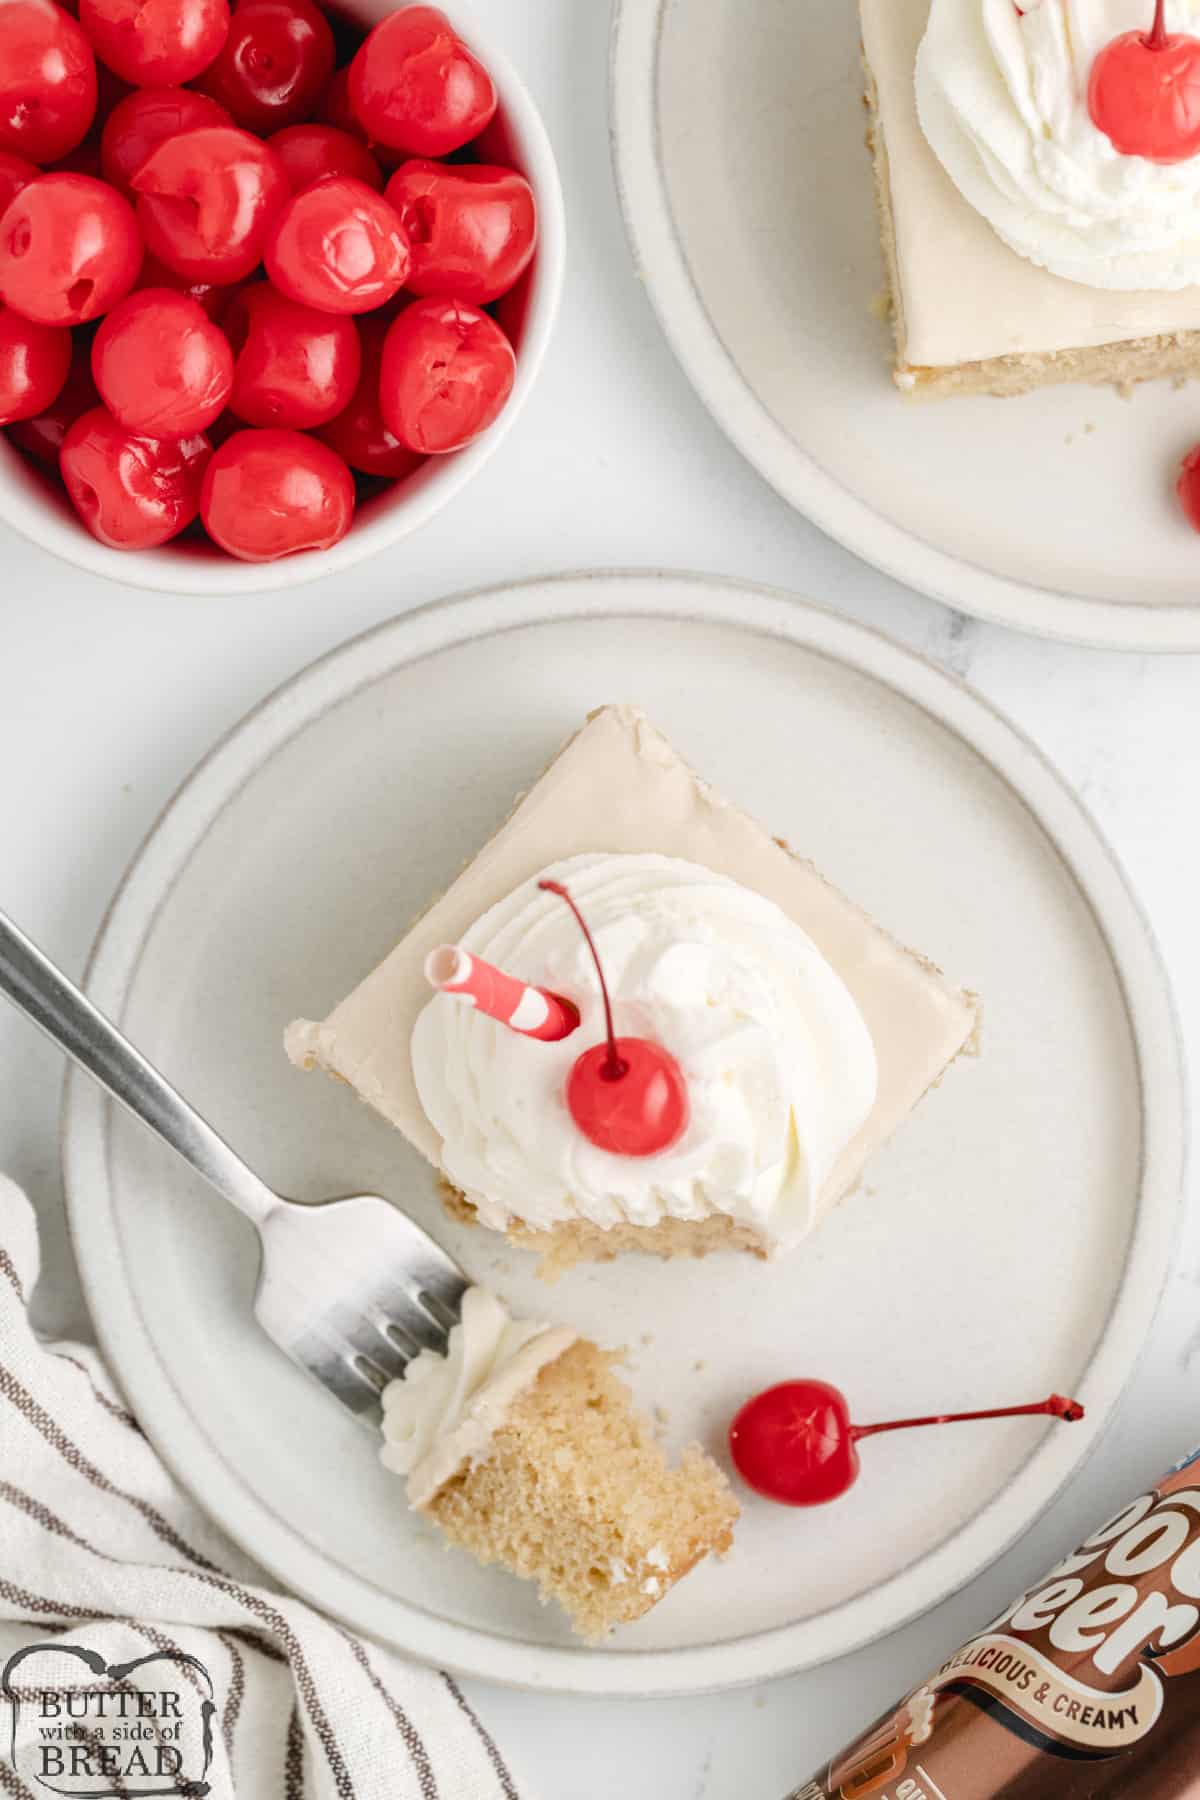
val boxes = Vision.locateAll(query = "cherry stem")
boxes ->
[1146,0,1168,51]
[851,1393,1084,1442]
[538,881,626,1080]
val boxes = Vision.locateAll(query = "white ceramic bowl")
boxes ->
[0,4,565,595]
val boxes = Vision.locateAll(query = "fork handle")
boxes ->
[0,909,279,1228]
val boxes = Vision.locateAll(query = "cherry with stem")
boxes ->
[1088,0,1200,163]
[729,1379,1085,1507]
[538,879,688,1157]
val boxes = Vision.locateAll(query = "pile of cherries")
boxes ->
[0,0,535,560]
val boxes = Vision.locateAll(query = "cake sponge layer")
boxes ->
[425,1340,739,1640]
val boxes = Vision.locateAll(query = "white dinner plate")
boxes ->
[610,1,1200,650]
[64,573,1184,1695]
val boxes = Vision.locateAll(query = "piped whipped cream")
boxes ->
[410,853,879,1252]
[917,0,1200,290]
[380,1286,575,1509]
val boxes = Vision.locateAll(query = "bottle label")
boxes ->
[789,1447,1200,1798]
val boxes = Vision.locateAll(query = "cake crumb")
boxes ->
[640,1333,654,1346]
[1085,422,1096,433]
[654,1405,670,1426]
[640,1577,661,1597]
[869,288,892,321]
[693,1360,707,1374]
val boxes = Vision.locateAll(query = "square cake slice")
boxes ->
[862,0,1200,398]
[287,706,979,1273]
[380,1287,738,1641]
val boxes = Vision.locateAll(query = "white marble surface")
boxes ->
[2,3,1199,1796]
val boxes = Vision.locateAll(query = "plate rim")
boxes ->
[62,570,1187,1696]
[607,0,1200,653]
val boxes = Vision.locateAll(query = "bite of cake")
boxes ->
[862,0,1200,398]
[286,705,979,1274]
[380,1286,738,1640]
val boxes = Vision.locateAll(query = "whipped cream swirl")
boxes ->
[410,853,879,1251]
[380,1287,575,1509]
[917,0,1200,290]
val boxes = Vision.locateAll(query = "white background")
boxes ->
[3,3,1200,1795]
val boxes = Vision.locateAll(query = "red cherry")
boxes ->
[1178,443,1200,530]
[78,0,230,87]
[100,87,231,195]
[729,1381,1085,1508]
[378,297,514,454]
[0,304,71,424]
[195,0,334,136]
[564,1038,689,1158]
[264,176,409,314]
[0,174,142,326]
[537,879,689,1159]
[348,5,497,158]
[5,329,96,456]
[384,160,538,305]
[315,312,422,477]
[0,152,41,220]
[223,280,360,428]
[1089,0,1200,163]
[267,122,382,193]
[132,125,289,285]
[91,287,233,436]
[199,426,354,560]
[0,0,98,166]
[60,403,210,548]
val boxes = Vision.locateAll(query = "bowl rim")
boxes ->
[0,5,566,596]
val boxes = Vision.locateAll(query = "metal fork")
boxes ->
[0,909,470,1420]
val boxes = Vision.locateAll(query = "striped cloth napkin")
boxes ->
[0,1174,529,1800]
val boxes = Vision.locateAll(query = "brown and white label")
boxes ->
[925,1630,1163,1753]
[786,1447,1200,1800]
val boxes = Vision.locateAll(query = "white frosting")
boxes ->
[380,1286,575,1510]
[409,853,879,1252]
[917,0,1200,290]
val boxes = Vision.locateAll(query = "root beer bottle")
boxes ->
[787,1449,1200,1799]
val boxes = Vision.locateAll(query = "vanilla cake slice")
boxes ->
[863,0,1200,398]
[287,706,979,1274]
[381,1287,738,1639]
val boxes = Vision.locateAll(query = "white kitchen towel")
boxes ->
[0,1175,529,1800]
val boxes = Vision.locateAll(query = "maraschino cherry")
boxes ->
[1089,0,1200,163]
[1177,442,1200,530]
[538,879,688,1157]
[729,1379,1084,1507]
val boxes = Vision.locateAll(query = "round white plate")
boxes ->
[610,1,1200,650]
[64,573,1184,1695]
